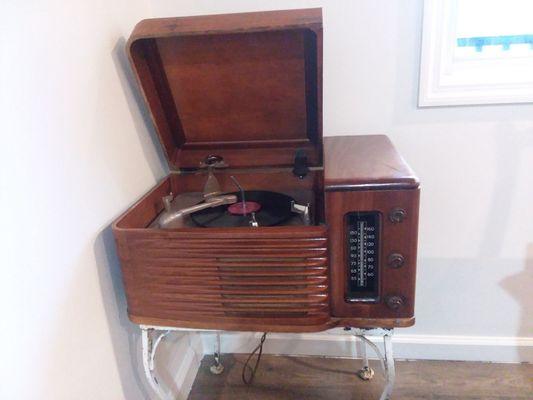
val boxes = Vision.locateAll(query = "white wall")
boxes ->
[150,0,533,359]
[1,1,531,399]
[0,1,184,399]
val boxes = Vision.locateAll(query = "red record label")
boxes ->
[228,201,262,215]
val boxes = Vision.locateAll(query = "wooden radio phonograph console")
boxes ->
[113,8,419,400]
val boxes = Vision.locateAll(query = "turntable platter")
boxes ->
[191,190,295,227]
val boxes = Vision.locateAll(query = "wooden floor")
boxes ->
[188,354,533,400]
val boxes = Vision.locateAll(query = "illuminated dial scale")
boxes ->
[345,212,380,302]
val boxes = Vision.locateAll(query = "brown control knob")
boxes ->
[386,295,404,310]
[389,208,406,223]
[388,253,405,269]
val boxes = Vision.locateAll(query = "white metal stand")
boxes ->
[139,325,396,400]
[350,327,396,400]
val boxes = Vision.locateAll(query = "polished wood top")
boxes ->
[324,135,419,191]
[128,8,322,40]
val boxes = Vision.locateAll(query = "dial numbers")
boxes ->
[345,212,380,302]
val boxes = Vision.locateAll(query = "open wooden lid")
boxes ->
[127,8,323,170]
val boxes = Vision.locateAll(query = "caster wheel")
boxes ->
[357,366,375,381]
[210,364,224,375]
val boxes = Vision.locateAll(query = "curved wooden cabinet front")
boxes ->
[115,226,331,332]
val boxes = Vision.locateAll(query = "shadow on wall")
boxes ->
[495,124,533,363]
[94,226,150,399]
[500,243,533,361]
[95,220,203,399]
[90,39,170,399]
[95,224,197,399]
[490,123,533,360]
[112,37,167,179]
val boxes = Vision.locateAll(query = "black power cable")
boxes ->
[241,332,268,385]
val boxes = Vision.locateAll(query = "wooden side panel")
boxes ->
[326,189,420,319]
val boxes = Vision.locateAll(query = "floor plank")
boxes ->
[188,354,533,400]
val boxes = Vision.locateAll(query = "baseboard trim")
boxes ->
[201,330,533,363]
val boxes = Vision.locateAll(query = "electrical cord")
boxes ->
[241,332,268,385]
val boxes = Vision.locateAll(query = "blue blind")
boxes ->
[457,34,533,52]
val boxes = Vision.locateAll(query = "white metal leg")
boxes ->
[141,327,172,400]
[356,335,375,380]
[209,332,224,374]
[382,331,395,400]
[348,328,395,400]
[361,337,369,368]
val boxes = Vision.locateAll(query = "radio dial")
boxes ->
[388,253,405,269]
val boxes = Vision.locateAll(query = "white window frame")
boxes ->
[419,0,533,107]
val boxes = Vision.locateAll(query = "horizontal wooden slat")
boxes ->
[130,238,327,249]
[137,267,327,277]
[136,276,327,286]
[132,248,327,259]
[132,292,327,303]
[132,311,332,326]
[132,257,327,268]
[137,286,327,296]
[122,226,327,239]
[137,302,328,311]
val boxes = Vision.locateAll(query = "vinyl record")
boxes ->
[191,190,295,228]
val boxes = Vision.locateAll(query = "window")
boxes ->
[419,0,533,106]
